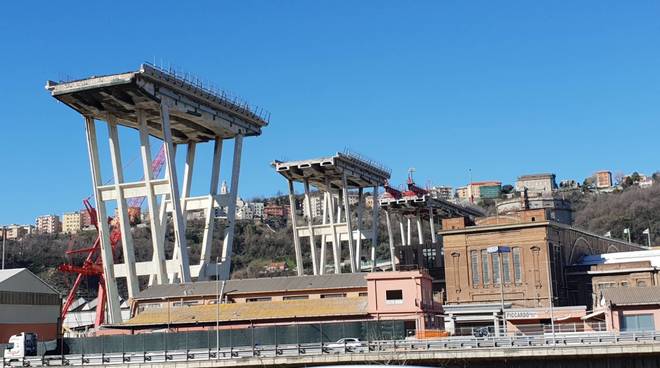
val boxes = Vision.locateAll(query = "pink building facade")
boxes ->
[366,271,441,331]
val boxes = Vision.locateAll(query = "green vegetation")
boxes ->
[4,183,659,300]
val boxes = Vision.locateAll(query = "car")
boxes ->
[324,338,365,352]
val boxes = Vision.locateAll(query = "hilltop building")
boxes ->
[429,186,454,201]
[515,173,557,195]
[496,193,573,225]
[35,214,60,234]
[1,224,34,240]
[62,211,82,234]
[595,171,613,189]
[263,204,289,219]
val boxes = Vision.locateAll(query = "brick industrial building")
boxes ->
[438,209,644,333]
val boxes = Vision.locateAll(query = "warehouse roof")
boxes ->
[134,273,368,300]
[603,287,660,306]
[120,297,369,327]
[0,268,59,294]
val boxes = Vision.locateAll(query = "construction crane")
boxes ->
[58,145,166,328]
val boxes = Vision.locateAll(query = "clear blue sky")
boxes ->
[1,1,659,225]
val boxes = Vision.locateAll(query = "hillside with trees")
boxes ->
[4,182,659,301]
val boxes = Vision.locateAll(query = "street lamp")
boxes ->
[487,245,510,336]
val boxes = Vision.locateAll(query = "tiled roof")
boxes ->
[602,287,660,306]
[122,297,369,327]
[134,273,368,300]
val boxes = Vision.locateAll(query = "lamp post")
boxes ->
[487,245,510,336]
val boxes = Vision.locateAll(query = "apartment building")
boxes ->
[595,171,613,189]
[62,212,83,234]
[35,215,61,234]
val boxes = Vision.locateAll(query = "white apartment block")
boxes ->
[35,214,61,234]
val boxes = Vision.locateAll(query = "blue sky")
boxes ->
[1,1,659,224]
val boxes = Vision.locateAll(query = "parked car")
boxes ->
[324,338,365,352]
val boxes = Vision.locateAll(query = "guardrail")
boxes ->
[4,330,660,367]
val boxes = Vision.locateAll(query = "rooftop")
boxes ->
[134,273,368,300]
[119,297,369,328]
[579,249,660,268]
[603,287,660,306]
[46,63,268,143]
[518,173,556,180]
[0,268,59,294]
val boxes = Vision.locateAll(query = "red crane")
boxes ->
[59,145,166,327]
[402,168,429,198]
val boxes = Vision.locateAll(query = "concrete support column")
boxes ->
[106,116,139,298]
[355,187,364,268]
[319,191,329,275]
[84,116,121,324]
[407,217,412,246]
[138,111,168,285]
[342,173,357,273]
[326,187,340,274]
[416,215,424,245]
[288,180,303,276]
[303,179,318,275]
[370,186,379,271]
[199,137,223,279]
[160,100,191,282]
[429,209,437,244]
[385,210,396,271]
[220,135,244,279]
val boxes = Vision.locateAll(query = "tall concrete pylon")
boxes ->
[46,64,268,323]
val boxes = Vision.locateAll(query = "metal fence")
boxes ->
[1,320,405,358]
[4,329,660,367]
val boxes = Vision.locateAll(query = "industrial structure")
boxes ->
[0,268,61,342]
[379,172,484,288]
[46,64,268,323]
[272,152,390,275]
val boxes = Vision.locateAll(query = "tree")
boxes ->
[631,172,641,183]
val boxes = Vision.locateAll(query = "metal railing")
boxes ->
[4,329,660,367]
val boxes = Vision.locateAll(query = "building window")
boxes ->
[470,250,480,287]
[481,250,490,285]
[359,292,368,297]
[502,253,511,284]
[246,297,272,303]
[636,280,647,287]
[173,301,199,308]
[321,293,346,299]
[385,290,404,304]
[512,247,522,284]
[283,295,309,301]
[492,253,501,285]
[621,314,655,331]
